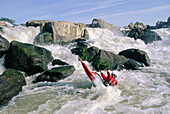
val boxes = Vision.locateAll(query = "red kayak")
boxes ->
[79,57,105,87]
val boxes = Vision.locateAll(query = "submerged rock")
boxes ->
[35,65,75,82]
[0,35,10,58]
[5,41,53,75]
[0,70,26,107]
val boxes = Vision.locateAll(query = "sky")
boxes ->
[0,0,170,27]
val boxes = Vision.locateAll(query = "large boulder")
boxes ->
[72,45,128,71]
[141,30,162,44]
[35,66,75,82]
[5,41,53,76]
[128,29,162,44]
[118,48,151,66]
[0,70,26,107]
[0,35,10,58]
[26,20,87,45]
[43,21,86,44]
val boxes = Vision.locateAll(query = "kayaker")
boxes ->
[99,68,117,86]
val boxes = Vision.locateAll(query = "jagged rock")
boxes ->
[52,59,69,66]
[35,66,75,82]
[118,48,151,66]
[0,35,10,58]
[33,32,53,45]
[5,41,53,75]
[0,70,26,107]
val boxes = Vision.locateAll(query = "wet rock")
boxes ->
[128,28,161,44]
[35,66,75,82]
[33,32,53,45]
[52,59,69,66]
[72,46,128,71]
[118,48,151,66]
[0,70,26,107]
[0,35,10,58]
[5,41,53,75]
[141,30,162,44]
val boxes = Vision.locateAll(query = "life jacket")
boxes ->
[107,72,117,86]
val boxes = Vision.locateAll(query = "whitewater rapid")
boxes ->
[0,26,170,114]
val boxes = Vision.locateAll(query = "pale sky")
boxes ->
[1,0,170,27]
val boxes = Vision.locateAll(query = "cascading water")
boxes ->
[0,26,169,114]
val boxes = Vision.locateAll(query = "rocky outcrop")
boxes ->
[118,48,151,66]
[0,35,10,58]
[35,66,75,82]
[26,20,87,45]
[5,41,53,76]
[0,70,26,107]
[87,19,121,34]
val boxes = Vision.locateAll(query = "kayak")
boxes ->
[79,57,105,87]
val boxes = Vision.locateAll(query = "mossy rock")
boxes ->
[5,41,53,75]
[0,70,26,107]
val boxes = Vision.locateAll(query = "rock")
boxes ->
[52,59,69,66]
[123,59,144,70]
[0,70,26,107]
[128,28,145,40]
[88,19,121,34]
[0,21,7,26]
[167,16,170,28]
[5,41,53,76]
[35,66,75,82]
[128,28,161,44]
[26,20,87,45]
[0,35,10,58]
[43,21,86,44]
[91,47,128,71]
[72,46,128,71]
[141,30,162,44]
[33,32,53,45]
[118,48,151,66]
[156,21,167,28]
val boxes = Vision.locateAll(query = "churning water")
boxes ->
[0,26,170,114]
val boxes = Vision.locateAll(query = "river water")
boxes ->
[0,26,170,114]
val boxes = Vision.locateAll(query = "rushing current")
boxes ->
[0,25,170,114]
